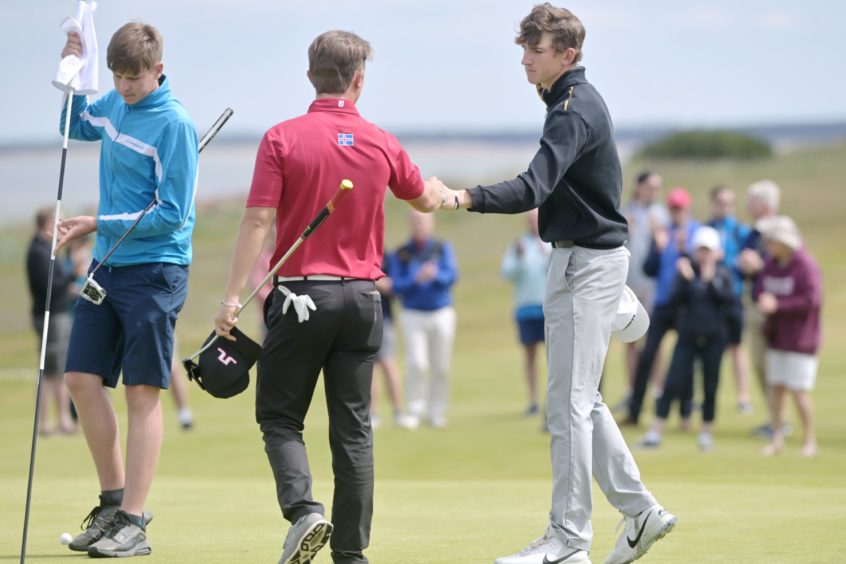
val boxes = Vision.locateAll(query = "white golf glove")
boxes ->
[278,286,316,323]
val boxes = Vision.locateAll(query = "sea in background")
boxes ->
[2,122,845,226]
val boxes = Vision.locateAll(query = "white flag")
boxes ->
[52,1,99,95]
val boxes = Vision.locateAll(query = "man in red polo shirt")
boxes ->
[213,30,442,564]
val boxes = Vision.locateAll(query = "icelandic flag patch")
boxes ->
[337,133,354,146]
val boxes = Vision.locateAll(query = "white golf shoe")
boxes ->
[604,505,676,564]
[495,527,589,564]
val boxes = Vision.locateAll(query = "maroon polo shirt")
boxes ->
[247,98,424,279]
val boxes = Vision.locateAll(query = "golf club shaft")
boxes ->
[186,179,354,362]
[239,180,353,314]
[21,91,75,564]
[87,108,234,279]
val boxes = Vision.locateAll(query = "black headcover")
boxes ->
[183,327,261,399]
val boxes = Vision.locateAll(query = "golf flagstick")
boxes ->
[78,108,234,305]
[20,90,74,564]
[183,178,354,365]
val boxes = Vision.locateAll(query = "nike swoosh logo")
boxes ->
[627,510,652,548]
[542,550,581,564]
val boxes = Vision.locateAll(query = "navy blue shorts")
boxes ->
[726,298,744,345]
[517,317,545,345]
[65,262,188,389]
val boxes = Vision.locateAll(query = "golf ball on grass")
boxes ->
[59,532,73,545]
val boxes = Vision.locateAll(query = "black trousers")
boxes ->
[257,280,382,564]
[628,304,676,423]
[656,334,725,422]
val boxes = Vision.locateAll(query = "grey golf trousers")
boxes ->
[257,279,381,564]
[545,246,657,551]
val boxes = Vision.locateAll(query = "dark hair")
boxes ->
[308,30,373,94]
[710,184,730,200]
[35,206,54,230]
[636,170,655,185]
[515,3,585,64]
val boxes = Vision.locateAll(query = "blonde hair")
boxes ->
[107,22,163,75]
[747,180,781,213]
[308,31,373,94]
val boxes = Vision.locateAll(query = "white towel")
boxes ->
[52,1,98,95]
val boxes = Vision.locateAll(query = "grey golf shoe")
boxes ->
[68,505,153,552]
[69,505,120,552]
[279,513,333,564]
[87,509,152,558]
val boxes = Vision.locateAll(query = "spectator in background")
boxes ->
[65,234,94,307]
[624,187,700,426]
[755,216,822,457]
[621,171,669,407]
[737,180,781,436]
[371,258,417,430]
[639,226,734,451]
[389,211,458,429]
[708,185,752,413]
[167,348,193,430]
[500,208,551,416]
[26,206,79,435]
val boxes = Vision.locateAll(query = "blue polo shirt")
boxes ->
[388,238,458,312]
[709,215,750,296]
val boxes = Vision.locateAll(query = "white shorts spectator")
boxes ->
[765,349,818,391]
[375,318,397,362]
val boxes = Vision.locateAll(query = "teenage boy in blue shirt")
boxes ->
[55,22,198,558]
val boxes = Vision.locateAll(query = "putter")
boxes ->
[183,178,354,384]
[78,107,234,305]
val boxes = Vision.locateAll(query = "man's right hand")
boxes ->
[62,31,82,59]
[737,249,764,275]
[415,261,437,283]
[653,228,669,251]
[676,257,695,281]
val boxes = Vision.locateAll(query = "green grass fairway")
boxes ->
[2,144,846,562]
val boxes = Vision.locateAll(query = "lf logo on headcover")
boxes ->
[216,347,238,366]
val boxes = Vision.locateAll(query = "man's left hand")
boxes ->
[214,303,239,341]
[55,215,96,252]
[757,292,778,314]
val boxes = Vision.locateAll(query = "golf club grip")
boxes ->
[198,108,234,153]
[302,180,354,238]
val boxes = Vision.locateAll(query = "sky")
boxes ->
[2,0,845,143]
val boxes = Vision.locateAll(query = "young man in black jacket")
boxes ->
[440,4,675,564]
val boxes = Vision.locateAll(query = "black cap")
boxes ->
[183,327,261,398]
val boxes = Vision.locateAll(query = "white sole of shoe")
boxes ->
[87,540,151,558]
[624,516,677,564]
[283,521,333,564]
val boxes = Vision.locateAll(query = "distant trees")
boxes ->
[638,130,773,160]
